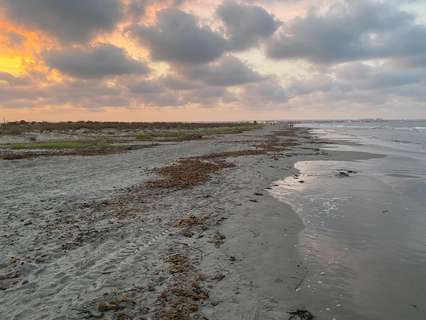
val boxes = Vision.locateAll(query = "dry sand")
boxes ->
[0,124,372,320]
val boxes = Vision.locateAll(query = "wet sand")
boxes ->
[271,123,426,320]
[0,124,378,320]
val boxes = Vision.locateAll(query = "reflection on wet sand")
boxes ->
[271,147,426,320]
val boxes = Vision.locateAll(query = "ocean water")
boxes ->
[271,120,426,320]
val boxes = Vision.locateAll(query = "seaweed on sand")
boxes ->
[0,143,158,160]
[193,149,265,160]
[208,231,226,248]
[158,251,209,320]
[146,159,235,189]
[288,309,315,320]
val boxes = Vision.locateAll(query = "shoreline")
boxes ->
[0,124,381,320]
[271,123,426,320]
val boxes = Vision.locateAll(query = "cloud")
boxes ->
[177,55,265,86]
[127,79,184,107]
[282,60,426,108]
[160,75,201,91]
[128,79,165,95]
[44,44,150,79]
[126,0,146,23]
[130,8,227,64]
[0,76,129,109]
[1,0,122,43]
[126,78,233,107]
[217,1,280,51]
[240,79,288,106]
[48,80,128,108]
[183,86,236,106]
[335,62,426,90]
[0,72,32,86]
[287,75,334,96]
[2,0,426,118]
[266,0,426,64]
[6,32,24,46]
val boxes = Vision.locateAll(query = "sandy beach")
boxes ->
[1,0,426,318]
[0,124,380,320]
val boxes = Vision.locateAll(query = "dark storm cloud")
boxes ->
[217,1,280,51]
[266,0,426,64]
[1,0,122,43]
[178,56,265,86]
[44,44,150,79]
[130,8,227,64]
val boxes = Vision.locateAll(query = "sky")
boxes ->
[0,0,425,122]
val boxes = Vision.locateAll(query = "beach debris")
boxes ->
[288,309,315,320]
[336,169,357,177]
[212,273,226,282]
[75,293,138,319]
[146,127,302,190]
[166,254,192,275]
[78,309,104,319]
[194,149,264,160]
[0,124,310,320]
[159,249,209,320]
[0,278,19,290]
[214,215,227,225]
[192,128,300,162]
[178,133,203,141]
[0,143,159,160]
[0,256,24,290]
[96,301,125,312]
[208,231,226,248]
[182,230,194,238]
[177,215,207,229]
[147,159,234,189]
[113,313,132,320]
[211,300,221,307]
[254,192,264,196]
[176,215,208,238]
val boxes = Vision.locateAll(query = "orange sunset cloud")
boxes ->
[0,0,425,121]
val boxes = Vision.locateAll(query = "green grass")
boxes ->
[136,124,262,141]
[200,125,262,135]
[136,131,198,141]
[4,124,263,149]
[8,139,111,150]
